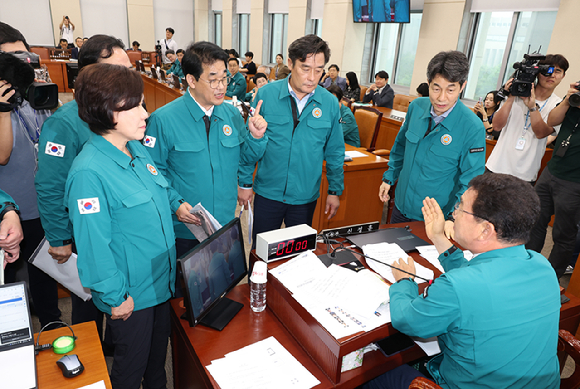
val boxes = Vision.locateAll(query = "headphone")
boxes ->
[35,321,77,355]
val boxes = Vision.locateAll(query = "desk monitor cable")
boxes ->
[35,321,77,355]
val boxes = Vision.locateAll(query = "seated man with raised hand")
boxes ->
[361,173,560,389]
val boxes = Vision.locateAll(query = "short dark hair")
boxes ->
[228,57,239,65]
[176,49,184,55]
[416,82,429,97]
[76,37,82,41]
[540,54,569,74]
[59,38,68,44]
[132,41,140,47]
[329,64,339,72]
[166,49,175,55]
[228,49,239,58]
[253,72,267,84]
[78,35,125,71]
[346,72,360,90]
[469,173,540,244]
[288,34,330,65]
[75,63,143,136]
[327,84,343,101]
[276,53,284,59]
[166,27,175,35]
[245,51,253,59]
[427,51,469,85]
[0,22,30,51]
[375,70,389,80]
[181,41,228,81]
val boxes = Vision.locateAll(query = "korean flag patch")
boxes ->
[143,135,156,148]
[45,141,66,157]
[77,198,100,215]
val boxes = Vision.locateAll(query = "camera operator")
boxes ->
[527,82,580,278]
[486,54,568,184]
[0,22,55,326]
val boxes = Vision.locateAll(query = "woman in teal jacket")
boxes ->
[327,84,361,147]
[65,63,177,389]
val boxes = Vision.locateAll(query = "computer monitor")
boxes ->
[179,217,247,330]
[150,67,158,80]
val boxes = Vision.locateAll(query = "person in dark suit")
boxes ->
[71,37,83,59]
[363,70,394,108]
[320,64,347,91]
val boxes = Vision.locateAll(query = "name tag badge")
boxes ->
[515,137,526,151]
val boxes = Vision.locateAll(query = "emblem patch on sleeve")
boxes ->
[45,142,66,157]
[143,135,156,148]
[77,198,100,214]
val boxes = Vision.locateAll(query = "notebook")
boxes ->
[0,282,37,389]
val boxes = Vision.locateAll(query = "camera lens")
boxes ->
[570,92,580,108]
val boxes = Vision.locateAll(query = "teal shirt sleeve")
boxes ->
[0,189,18,214]
[65,170,128,311]
[325,106,346,195]
[35,115,80,246]
[144,113,185,212]
[382,109,410,185]
[389,276,461,339]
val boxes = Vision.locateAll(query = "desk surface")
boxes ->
[34,321,111,389]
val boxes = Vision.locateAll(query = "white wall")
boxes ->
[0,0,55,46]
[80,0,129,47]
[153,0,195,49]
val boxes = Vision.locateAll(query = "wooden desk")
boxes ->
[42,60,74,93]
[312,145,389,232]
[374,107,403,151]
[34,321,111,389]
[142,73,184,112]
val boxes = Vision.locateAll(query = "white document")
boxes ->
[78,381,107,389]
[363,242,434,284]
[345,150,367,158]
[412,336,441,356]
[206,336,320,389]
[185,203,222,242]
[416,245,445,273]
[29,238,92,301]
[0,345,36,389]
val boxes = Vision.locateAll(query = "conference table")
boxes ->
[34,321,112,389]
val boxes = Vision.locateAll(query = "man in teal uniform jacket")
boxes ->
[145,41,267,258]
[238,34,344,240]
[379,51,485,238]
[226,57,247,101]
[34,34,132,336]
[0,189,23,263]
[361,174,560,389]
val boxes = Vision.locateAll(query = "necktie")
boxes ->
[203,115,210,140]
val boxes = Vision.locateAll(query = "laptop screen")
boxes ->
[0,282,33,349]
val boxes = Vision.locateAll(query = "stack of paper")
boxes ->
[416,245,445,273]
[362,242,434,284]
[206,336,320,389]
[270,251,392,339]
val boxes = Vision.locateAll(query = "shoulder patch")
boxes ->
[143,135,156,148]
[470,147,484,153]
[45,141,66,157]
[77,198,100,214]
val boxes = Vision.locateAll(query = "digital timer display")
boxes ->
[267,234,317,261]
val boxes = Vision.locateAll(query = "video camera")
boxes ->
[497,53,554,99]
[0,51,58,111]
[569,83,580,108]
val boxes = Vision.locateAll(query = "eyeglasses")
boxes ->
[198,76,231,89]
[453,202,490,223]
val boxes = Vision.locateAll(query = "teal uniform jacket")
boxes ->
[35,100,91,247]
[390,245,560,389]
[166,59,184,78]
[239,80,345,204]
[145,89,267,239]
[226,72,247,101]
[383,98,485,220]
[340,104,360,147]
[0,189,18,213]
[65,135,177,315]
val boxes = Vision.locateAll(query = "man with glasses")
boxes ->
[361,173,560,389]
[145,41,268,260]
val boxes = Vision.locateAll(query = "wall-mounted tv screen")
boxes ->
[353,0,410,23]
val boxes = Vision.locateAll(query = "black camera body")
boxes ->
[569,82,580,108]
[0,51,58,111]
[498,53,554,99]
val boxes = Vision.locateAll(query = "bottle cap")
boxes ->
[250,261,267,284]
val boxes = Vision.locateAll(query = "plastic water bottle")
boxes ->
[250,261,267,312]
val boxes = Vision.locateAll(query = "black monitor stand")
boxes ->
[199,298,243,331]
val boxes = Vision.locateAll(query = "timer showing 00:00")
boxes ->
[274,239,309,256]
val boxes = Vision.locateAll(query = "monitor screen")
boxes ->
[179,218,247,326]
[353,0,410,23]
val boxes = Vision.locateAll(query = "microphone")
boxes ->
[330,246,432,284]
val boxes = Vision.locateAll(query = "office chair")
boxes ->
[392,94,417,113]
[353,106,382,152]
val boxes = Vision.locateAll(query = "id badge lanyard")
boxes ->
[517,100,548,150]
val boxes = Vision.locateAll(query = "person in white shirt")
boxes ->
[486,54,569,184]
[160,27,178,64]
[59,16,75,47]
